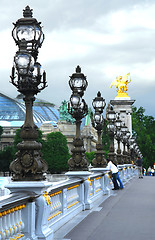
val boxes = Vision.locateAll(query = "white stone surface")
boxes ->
[65,171,92,180]
[91,168,109,174]
[6,181,52,194]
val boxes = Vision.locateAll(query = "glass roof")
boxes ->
[0,94,25,121]
[0,93,60,126]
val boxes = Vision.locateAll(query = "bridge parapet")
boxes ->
[0,166,137,240]
[0,192,38,240]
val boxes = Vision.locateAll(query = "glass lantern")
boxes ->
[92,91,106,113]
[107,105,116,122]
[12,6,44,58]
[108,122,115,132]
[94,113,103,124]
[70,94,81,109]
[115,116,122,129]
[69,66,88,96]
[14,50,34,76]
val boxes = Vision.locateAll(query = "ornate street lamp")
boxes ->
[9,6,47,181]
[129,138,136,163]
[68,66,89,171]
[115,116,123,164]
[92,91,106,167]
[130,141,140,164]
[12,6,44,61]
[121,123,128,164]
[107,105,117,164]
[126,130,131,163]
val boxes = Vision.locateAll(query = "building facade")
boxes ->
[0,93,97,152]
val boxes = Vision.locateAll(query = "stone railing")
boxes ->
[0,192,38,240]
[0,165,137,240]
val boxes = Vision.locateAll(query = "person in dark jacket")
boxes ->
[136,157,143,178]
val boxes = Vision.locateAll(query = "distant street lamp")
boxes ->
[107,106,117,164]
[68,66,89,171]
[126,130,131,163]
[115,116,123,164]
[10,6,48,181]
[92,91,107,167]
[121,123,128,164]
[129,137,136,163]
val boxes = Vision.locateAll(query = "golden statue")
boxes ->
[110,73,131,98]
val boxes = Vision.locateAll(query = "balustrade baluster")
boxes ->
[12,208,18,235]
[2,211,9,239]
[19,205,25,232]
[0,212,6,240]
[6,209,12,238]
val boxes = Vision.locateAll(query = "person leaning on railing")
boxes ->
[106,159,124,190]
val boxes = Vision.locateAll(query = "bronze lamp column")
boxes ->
[121,124,128,164]
[10,6,48,181]
[67,66,89,171]
[107,106,117,165]
[92,91,107,167]
[115,116,123,164]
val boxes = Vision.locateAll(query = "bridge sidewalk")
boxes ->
[54,176,155,240]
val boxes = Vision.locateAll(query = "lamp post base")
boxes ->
[68,137,89,171]
[116,153,123,164]
[92,143,107,167]
[10,126,48,181]
[108,152,117,165]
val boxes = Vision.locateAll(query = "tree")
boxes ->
[132,106,155,169]
[0,146,14,174]
[0,128,45,173]
[42,132,70,173]
[85,151,95,164]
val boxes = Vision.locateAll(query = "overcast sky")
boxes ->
[0,0,155,117]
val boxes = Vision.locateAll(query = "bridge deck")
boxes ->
[54,176,155,240]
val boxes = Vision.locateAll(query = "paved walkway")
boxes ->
[54,176,155,240]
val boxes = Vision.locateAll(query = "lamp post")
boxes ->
[126,130,131,163]
[115,116,123,164]
[107,106,117,165]
[129,138,136,163]
[67,66,89,171]
[121,124,128,164]
[10,6,48,181]
[92,91,106,167]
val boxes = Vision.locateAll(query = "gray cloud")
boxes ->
[0,0,154,118]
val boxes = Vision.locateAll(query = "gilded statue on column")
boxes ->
[110,73,131,98]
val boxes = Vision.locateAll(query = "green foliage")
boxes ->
[85,151,95,164]
[13,129,22,152]
[0,128,45,172]
[0,128,70,173]
[0,126,13,173]
[132,106,155,169]
[0,146,14,173]
[42,132,70,173]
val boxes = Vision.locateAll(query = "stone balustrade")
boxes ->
[0,166,137,240]
[0,193,38,240]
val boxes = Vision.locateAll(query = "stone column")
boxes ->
[110,98,135,136]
